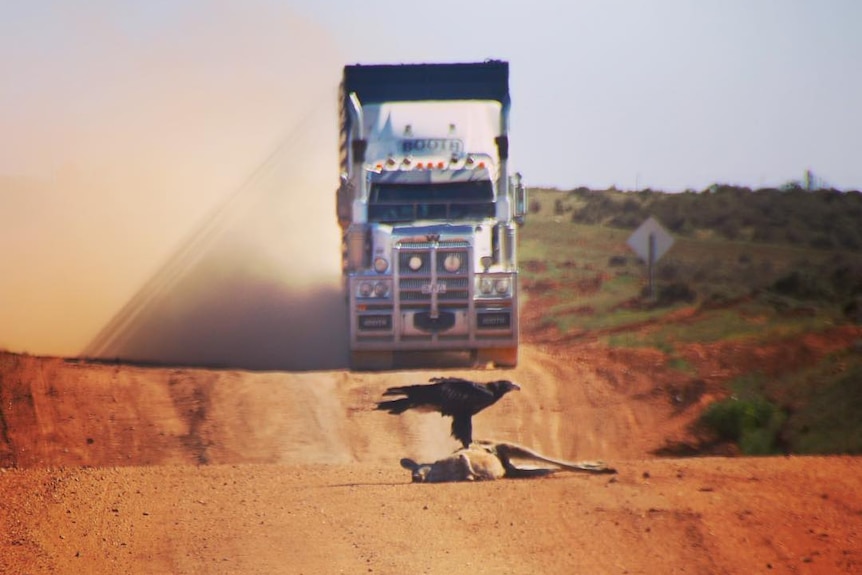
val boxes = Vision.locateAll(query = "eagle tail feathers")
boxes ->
[376,397,415,414]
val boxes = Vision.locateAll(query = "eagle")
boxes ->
[376,377,520,448]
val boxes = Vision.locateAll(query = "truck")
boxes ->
[336,61,526,370]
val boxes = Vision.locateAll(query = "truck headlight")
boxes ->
[442,253,462,273]
[479,278,494,295]
[408,255,423,271]
[373,281,389,297]
[494,278,510,294]
[373,257,389,273]
[359,282,373,297]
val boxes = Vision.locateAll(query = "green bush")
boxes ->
[770,270,834,301]
[781,359,862,454]
[700,396,787,455]
[654,281,697,306]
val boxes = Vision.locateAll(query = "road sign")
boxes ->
[627,217,675,299]
[627,216,674,263]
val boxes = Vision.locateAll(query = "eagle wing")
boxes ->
[377,377,503,448]
[429,377,497,416]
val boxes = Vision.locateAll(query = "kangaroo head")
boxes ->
[400,458,432,482]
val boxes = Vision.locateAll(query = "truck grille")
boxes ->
[397,240,470,304]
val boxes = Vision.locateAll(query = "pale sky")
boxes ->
[1,0,860,357]
[292,0,862,191]
[2,0,861,191]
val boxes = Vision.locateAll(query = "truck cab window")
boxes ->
[368,181,495,223]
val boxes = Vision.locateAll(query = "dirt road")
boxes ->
[1,343,860,574]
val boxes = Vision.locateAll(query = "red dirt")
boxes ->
[2,322,861,574]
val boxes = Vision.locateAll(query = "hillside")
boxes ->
[561,184,862,251]
[521,187,862,455]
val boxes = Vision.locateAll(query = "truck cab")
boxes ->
[337,62,526,370]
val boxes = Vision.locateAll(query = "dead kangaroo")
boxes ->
[400,440,616,483]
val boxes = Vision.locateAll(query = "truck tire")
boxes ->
[474,347,518,368]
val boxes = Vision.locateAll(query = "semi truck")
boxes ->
[336,61,526,370]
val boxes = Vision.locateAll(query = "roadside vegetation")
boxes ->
[521,185,862,456]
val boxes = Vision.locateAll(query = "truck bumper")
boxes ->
[347,277,519,353]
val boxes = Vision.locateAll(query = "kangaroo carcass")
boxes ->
[400,441,616,483]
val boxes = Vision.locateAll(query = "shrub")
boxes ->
[844,297,862,324]
[553,198,566,215]
[770,270,834,301]
[656,281,697,306]
[700,396,786,455]
[608,212,643,229]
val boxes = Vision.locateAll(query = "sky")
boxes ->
[289,0,862,192]
[1,0,860,358]
[2,1,861,191]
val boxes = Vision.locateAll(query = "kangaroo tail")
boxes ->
[484,441,617,475]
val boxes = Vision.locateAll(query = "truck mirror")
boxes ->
[513,173,526,226]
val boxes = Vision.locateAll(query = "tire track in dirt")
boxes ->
[0,375,20,467]
[167,373,215,464]
[497,344,672,462]
[0,403,11,467]
[202,370,361,465]
[0,354,39,467]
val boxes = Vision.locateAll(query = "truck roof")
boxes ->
[342,61,510,106]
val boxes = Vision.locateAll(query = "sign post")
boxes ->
[627,217,674,300]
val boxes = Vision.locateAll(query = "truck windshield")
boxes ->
[368,181,495,223]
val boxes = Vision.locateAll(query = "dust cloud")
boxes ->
[0,2,350,369]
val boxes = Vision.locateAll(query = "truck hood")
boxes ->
[391,222,478,240]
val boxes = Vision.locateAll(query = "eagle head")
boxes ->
[488,380,521,397]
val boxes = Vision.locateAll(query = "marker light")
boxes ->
[359,280,389,298]
[373,257,389,273]
[443,253,462,273]
[373,282,389,297]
